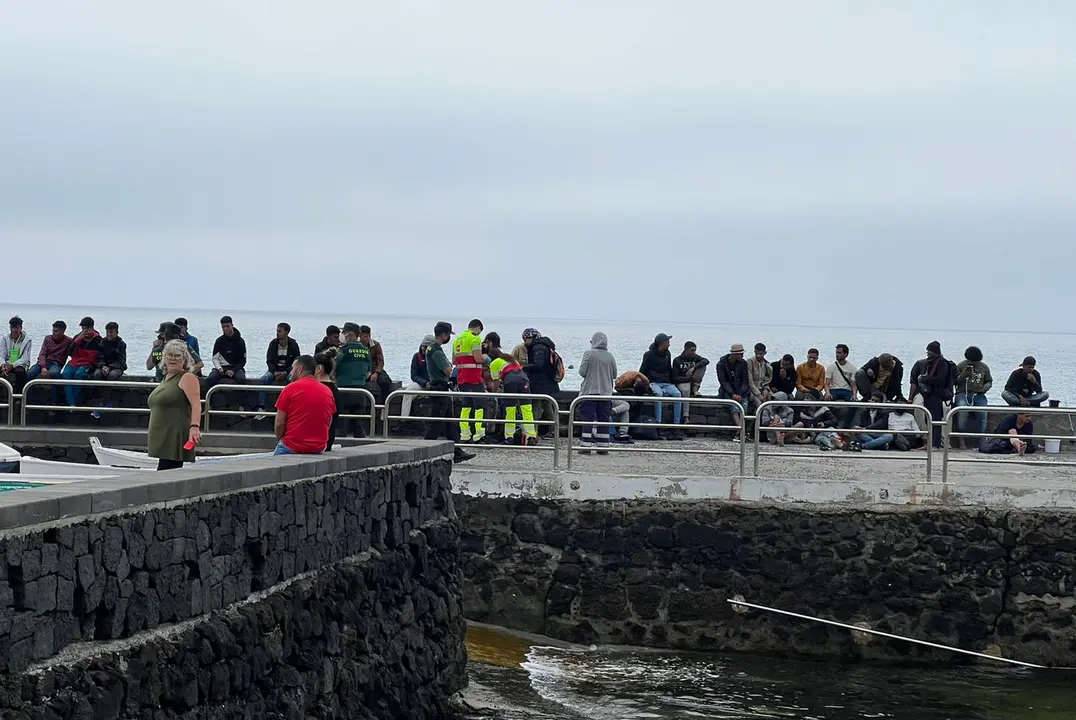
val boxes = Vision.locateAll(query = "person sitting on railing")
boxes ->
[673,341,709,427]
[336,322,372,439]
[60,317,103,408]
[638,333,684,441]
[205,316,246,397]
[90,321,128,417]
[25,320,72,403]
[1002,357,1049,408]
[759,391,796,446]
[769,354,797,399]
[257,323,301,418]
[423,321,475,463]
[0,316,32,394]
[978,412,1036,455]
[716,343,750,439]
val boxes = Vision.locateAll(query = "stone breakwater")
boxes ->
[456,495,1076,667]
[0,445,467,718]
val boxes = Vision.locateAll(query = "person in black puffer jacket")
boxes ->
[522,329,560,438]
[638,333,684,439]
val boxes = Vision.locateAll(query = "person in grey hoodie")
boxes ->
[577,332,618,450]
[953,346,993,448]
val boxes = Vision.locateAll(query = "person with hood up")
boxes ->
[0,316,33,393]
[400,335,435,421]
[521,328,561,438]
[672,341,709,426]
[909,340,952,449]
[578,331,618,451]
[638,333,684,440]
[716,343,750,437]
[61,316,103,407]
[206,316,247,390]
[953,346,993,448]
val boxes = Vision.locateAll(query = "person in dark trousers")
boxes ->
[909,341,952,449]
[335,322,372,438]
[716,343,750,437]
[673,341,710,426]
[205,316,247,391]
[360,325,393,424]
[855,353,904,402]
[1002,356,1049,407]
[174,317,200,359]
[978,412,1037,455]
[639,333,684,439]
[578,331,618,451]
[258,322,301,414]
[522,328,561,439]
[424,322,475,463]
[769,354,798,398]
[92,321,128,415]
[314,351,340,451]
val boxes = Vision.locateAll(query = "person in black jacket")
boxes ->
[769,354,797,397]
[1002,356,1049,407]
[673,341,709,426]
[855,353,904,402]
[91,321,128,412]
[716,343,750,434]
[258,323,302,414]
[909,341,952,448]
[206,316,247,386]
[314,351,340,452]
[639,333,684,439]
[522,330,560,438]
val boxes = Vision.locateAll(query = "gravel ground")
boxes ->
[454,436,1076,488]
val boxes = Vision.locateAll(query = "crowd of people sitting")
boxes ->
[0,314,1057,460]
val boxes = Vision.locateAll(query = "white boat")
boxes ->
[0,442,19,473]
[18,455,141,477]
[89,437,341,469]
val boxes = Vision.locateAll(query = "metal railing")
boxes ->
[752,400,934,479]
[0,377,12,426]
[204,384,377,435]
[565,395,747,473]
[382,388,561,468]
[19,378,164,426]
[942,405,1076,482]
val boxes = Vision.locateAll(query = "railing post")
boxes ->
[202,385,218,430]
[941,405,956,484]
[383,389,400,438]
[0,377,12,427]
[752,400,766,477]
[550,394,561,470]
[566,396,582,471]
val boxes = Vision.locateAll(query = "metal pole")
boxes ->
[726,599,1052,669]
[752,400,764,477]
[941,405,955,484]
[550,395,561,470]
[0,377,12,427]
[737,400,746,476]
[565,395,580,471]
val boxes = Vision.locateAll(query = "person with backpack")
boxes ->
[521,328,563,439]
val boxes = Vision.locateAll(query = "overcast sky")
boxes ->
[3,1,1074,331]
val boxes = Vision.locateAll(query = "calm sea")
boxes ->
[7,304,1074,404]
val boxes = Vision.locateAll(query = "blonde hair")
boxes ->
[162,339,193,373]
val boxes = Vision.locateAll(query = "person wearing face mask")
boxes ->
[273,355,336,455]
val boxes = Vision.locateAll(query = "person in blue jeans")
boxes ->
[953,346,993,449]
[61,317,103,407]
[825,343,859,429]
[856,392,896,450]
[638,332,684,440]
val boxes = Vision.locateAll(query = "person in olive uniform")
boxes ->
[335,322,372,438]
[424,322,475,463]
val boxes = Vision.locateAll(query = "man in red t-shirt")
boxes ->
[273,355,336,455]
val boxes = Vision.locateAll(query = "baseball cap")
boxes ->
[342,322,361,334]
[654,333,672,344]
[434,321,454,337]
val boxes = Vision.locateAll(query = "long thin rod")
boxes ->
[727,599,1048,669]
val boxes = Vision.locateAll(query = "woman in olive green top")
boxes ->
[148,340,202,470]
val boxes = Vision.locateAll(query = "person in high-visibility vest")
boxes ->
[453,318,488,442]
[489,353,538,445]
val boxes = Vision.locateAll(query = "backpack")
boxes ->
[631,415,661,441]
[549,348,566,383]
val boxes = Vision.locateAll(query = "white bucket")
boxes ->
[1045,438,1061,454]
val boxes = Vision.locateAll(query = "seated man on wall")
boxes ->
[794,348,826,400]
[0,316,33,394]
[25,320,73,403]
[978,412,1036,455]
[205,316,247,402]
[672,341,709,426]
[361,325,394,422]
[61,317,103,408]
[258,322,301,417]
[150,322,204,382]
[315,325,342,354]
[273,355,336,455]
[716,343,750,437]
[91,321,128,417]
[855,353,904,402]
[1002,356,1049,407]
[746,342,774,415]
[174,317,200,357]
[638,333,684,440]
[769,354,798,405]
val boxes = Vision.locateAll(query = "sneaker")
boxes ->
[732,436,741,443]
[453,449,476,463]
[525,435,540,447]
[614,433,634,445]
[254,407,267,421]
[473,434,486,444]
[578,441,594,455]
[91,410,101,419]
[460,434,473,443]
[596,447,610,455]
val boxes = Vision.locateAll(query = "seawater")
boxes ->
[465,626,1076,719]
[7,304,1075,404]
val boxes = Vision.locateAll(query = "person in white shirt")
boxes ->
[825,343,859,429]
